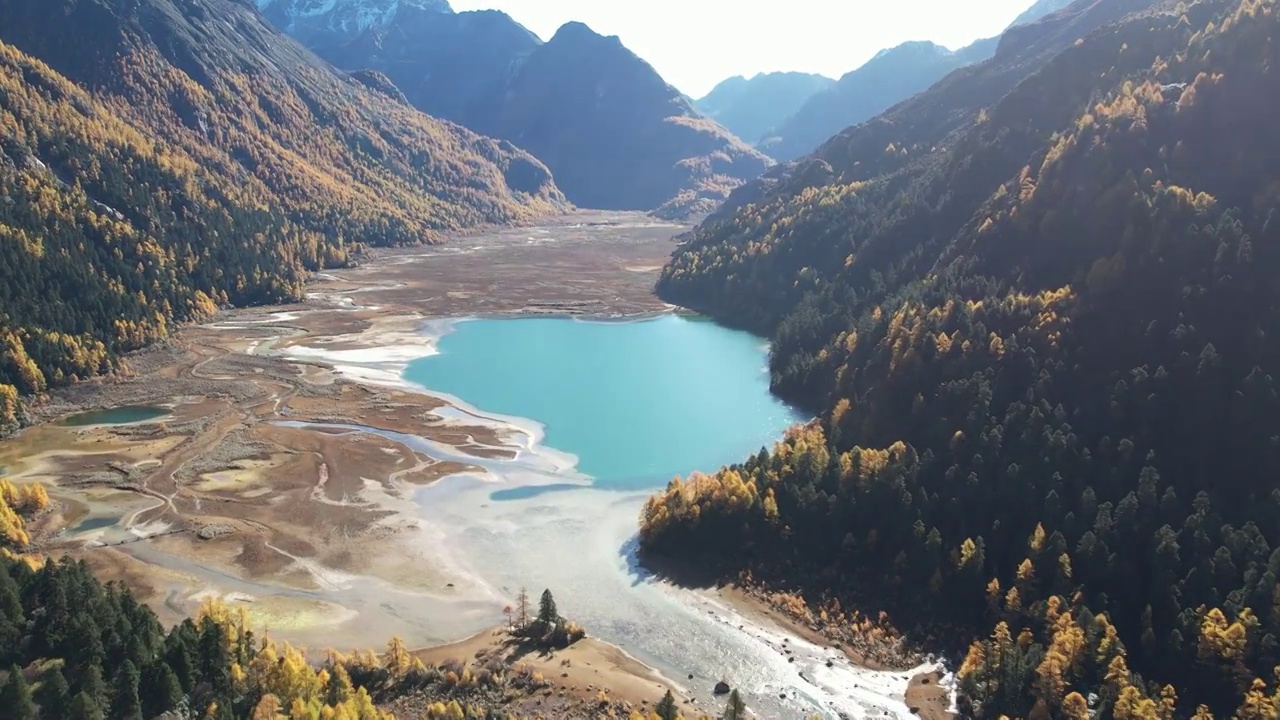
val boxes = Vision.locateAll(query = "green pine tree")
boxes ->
[537,589,559,625]
[0,570,23,665]
[111,660,143,720]
[655,689,679,720]
[0,613,20,668]
[1,665,37,720]
[140,662,183,719]
[66,691,105,720]
[197,617,231,694]
[36,668,72,720]
[165,627,197,694]
[75,665,108,712]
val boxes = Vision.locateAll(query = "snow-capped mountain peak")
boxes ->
[256,0,453,40]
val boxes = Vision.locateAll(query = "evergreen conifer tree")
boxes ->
[537,589,559,626]
[66,691,106,720]
[655,689,679,720]
[75,665,108,714]
[141,663,183,719]
[0,570,22,665]
[37,667,72,720]
[112,659,143,720]
[197,618,232,694]
[1,665,37,720]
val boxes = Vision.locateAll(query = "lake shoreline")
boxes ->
[713,585,956,720]
[637,552,957,719]
[10,212,683,653]
[4,211,939,719]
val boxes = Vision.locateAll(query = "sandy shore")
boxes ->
[3,211,950,718]
[415,627,686,710]
[713,585,956,720]
[5,212,683,654]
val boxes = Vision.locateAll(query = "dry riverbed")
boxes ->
[7,212,681,649]
[2,211,953,718]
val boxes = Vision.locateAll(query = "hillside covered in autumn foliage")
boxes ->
[0,0,564,431]
[642,0,1280,717]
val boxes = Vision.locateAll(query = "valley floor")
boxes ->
[3,211,949,718]
[9,210,676,640]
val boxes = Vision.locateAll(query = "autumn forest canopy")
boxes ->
[642,0,1280,718]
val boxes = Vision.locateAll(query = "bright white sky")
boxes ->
[449,0,1042,98]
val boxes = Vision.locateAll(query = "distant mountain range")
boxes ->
[259,0,771,215]
[1010,0,1079,26]
[257,0,454,46]
[260,0,538,125]
[756,0,1077,160]
[695,72,835,145]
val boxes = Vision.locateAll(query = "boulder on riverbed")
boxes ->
[714,681,730,695]
[197,524,235,540]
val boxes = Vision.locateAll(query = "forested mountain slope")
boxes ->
[759,40,986,162]
[691,0,1161,269]
[759,0,1091,162]
[642,0,1280,717]
[0,0,562,430]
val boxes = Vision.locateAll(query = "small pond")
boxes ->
[60,405,170,427]
[71,516,120,533]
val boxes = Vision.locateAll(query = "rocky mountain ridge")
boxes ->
[261,0,771,214]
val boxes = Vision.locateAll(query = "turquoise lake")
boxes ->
[403,315,804,492]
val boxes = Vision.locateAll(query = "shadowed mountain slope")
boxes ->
[643,0,1280,717]
[695,71,835,145]
[262,1,773,214]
